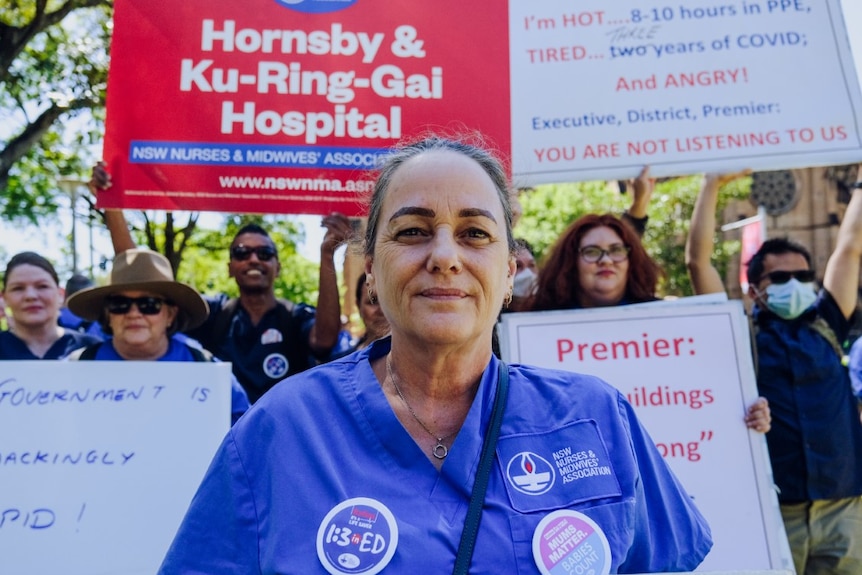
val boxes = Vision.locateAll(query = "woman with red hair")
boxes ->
[526,211,771,432]
[529,213,660,310]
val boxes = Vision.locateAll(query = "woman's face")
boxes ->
[367,150,515,348]
[107,289,177,351]
[2,264,63,329]
[576,226,630,308]
[358,288,389,341]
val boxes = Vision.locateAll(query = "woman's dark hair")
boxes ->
[529,213,661,310]
[363,134,517,257]
[3,252,60,290]
[355,272,367,307]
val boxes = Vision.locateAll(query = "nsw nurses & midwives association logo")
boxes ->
[273,0,358,14]
[506,451,556,495]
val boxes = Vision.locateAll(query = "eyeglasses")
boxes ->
[760,270,815,285]
[105,296,170,315]
[229,245,277,262]
[579,244,630,263]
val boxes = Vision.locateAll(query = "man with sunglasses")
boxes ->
[184,219,348,403]
[90,163,350,404]
[687,169,862,575]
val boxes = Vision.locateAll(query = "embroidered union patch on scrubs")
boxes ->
[532,509,611,575]
[316,497,398,575]
[498,420,621,512]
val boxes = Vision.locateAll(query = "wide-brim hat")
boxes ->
[67,249,209,331]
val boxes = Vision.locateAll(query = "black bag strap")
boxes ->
[212,298,239,338]
[452,361,509,575]
[187,345,214,362]
[78,342,102,361]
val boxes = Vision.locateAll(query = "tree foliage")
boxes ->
[516,175,751,297]
[1,0,112,222]
[152,214,321,305]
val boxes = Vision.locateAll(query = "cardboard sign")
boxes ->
[510,0,862,182]
[498,300,794,573]
[0,362,231,575]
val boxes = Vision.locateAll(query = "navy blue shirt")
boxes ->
[0,329,100,360]
[186,295,317,404]
[754,289,862,503]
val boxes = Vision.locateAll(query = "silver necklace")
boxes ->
[386,354,453,459]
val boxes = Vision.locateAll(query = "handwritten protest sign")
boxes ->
[100,0,510,215]
[0,362,231,575]
[510,0,862,183]
[498,300,794,572]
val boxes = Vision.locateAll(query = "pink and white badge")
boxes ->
[532,509,611,575]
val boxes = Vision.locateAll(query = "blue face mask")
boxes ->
[761,278,817,320]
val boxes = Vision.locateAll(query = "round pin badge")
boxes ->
[316,497,398,575]
[532,509,611,575]
[262,353,289,379]
[260,328,283,344]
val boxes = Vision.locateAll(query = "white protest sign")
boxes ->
[509,0,862,183]
[499,300,794,573]
[0,361,231,575]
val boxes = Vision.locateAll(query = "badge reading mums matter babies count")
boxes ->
[316,497,398,575]
[532,509,611,575]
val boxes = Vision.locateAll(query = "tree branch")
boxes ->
[0,97,96,187]
[0,0,112,83]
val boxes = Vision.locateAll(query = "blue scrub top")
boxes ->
[160,338,711,574]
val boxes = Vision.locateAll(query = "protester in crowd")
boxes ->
[330,272,390,358]
[58,273,106,338]
[528,213,661,310]
[507,238,538,312]
[526,210,771,432]
[89,163,349,403]
[503,166,653,314]
[159,135,712,574]
[0,252,100,359]
[686,169,862,575]
[66,248,249,424]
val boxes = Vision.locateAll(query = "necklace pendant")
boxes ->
[433,442,448,459]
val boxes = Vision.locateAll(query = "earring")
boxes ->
[367,284,378,305]
[504,288,513,308]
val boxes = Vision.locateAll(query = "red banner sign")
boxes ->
[102,0,510,215]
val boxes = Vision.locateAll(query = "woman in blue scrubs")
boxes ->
[160,136,712,574]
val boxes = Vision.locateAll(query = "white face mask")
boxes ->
[513,268,538,299]
[758,278,817,320]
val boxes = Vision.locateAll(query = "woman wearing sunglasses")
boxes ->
[0,252,101,359]
[65,249,249,423]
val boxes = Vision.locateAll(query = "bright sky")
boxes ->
[2,1,861,278]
